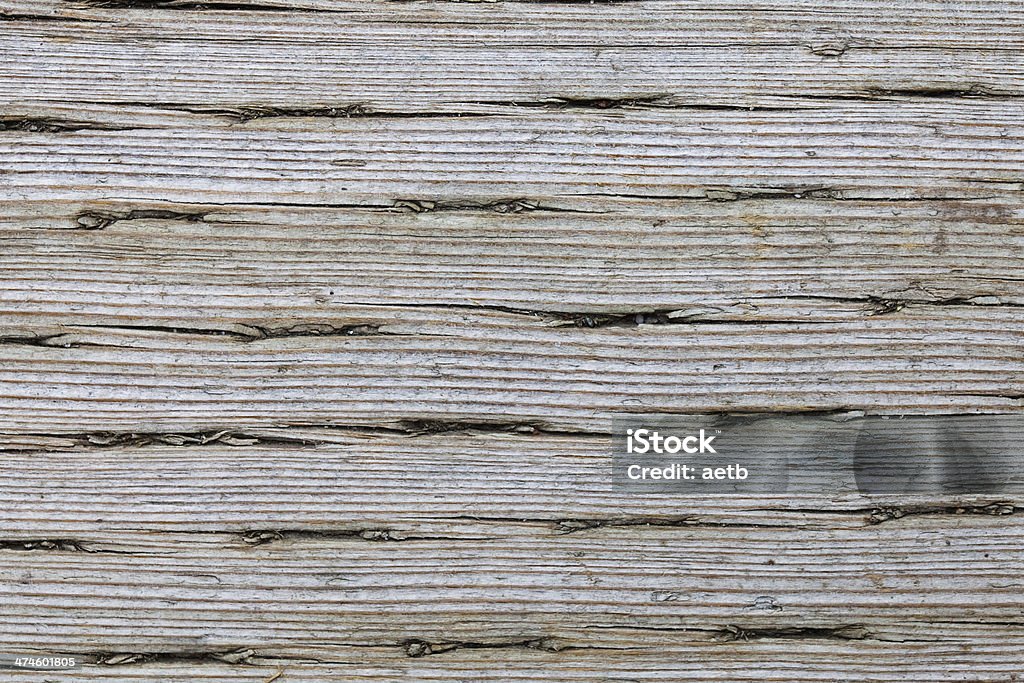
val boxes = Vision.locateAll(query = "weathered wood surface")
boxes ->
[2,198,1024,324]
[3,431,1020,535]
[5,0,1024,108]
[2,0,1024,680]
[4,102,1024,202]
[1,311,1024,433]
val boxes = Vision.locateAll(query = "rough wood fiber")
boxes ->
[2,0,1024,680]
[4,103,1024,203]
[4,0,1024,108]
[2,431,1021,538]
[2,311,1024,433]
[2,198,1024,336]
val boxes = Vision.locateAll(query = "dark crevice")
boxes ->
[391,198,599,214]
[384,419,609,438]
[774,88,1022,103]
[68,0,336,11]
[577,189,997,203]
[239,528,481,545]
[2,288,1018,350]
[343,295,1023,326]
[64,198,599,228]
[862,85,1017,100]
[554,310,822,327]
[866,503,1021,525]
[0,323,403,348]
[737,294,882,317]
[493,96,674,110]
[56,196,400,215]
[0,422,609,454]
[3,429,269,452]
[0,539,132,554]
[657,103,802,112]
[579,622,892,641]
[142,98,806,119]
[752,293,1024,316]
[333,301,796,327]
[905,295,1024,310]
[0,429,304,453]
[700,186,1001,203]
[94,322,393,340]
[403,0,639,4]
[713,624,874,642]
[7,409,1019,457]
[78,638,624,668]
[703,186,848,201]
[1,11,109,23]
[128,97,785,119]
[481,96,801,112]
[760,503,1020,526]
[807,42,849,58]
[552,516,792,533]
[151,103,495,120]
[0,332,147,349]
[953,391,1024,401]
[50,620,988,668]
[73,209,209,230]
[957,177,1024,186]
[446,515,793,533]
[68,97,797,123]
[0,334,66,348]
[0,117,131,133]
[401,638,622,658]
[97,649,261,666]
[574,189,839,202]
[44,199,598,227]
[50,194,1000,219]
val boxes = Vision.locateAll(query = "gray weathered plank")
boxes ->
[3,103,1024,204]
[4,0,1024,110]
[2,432,1019,541]
[1,197,1023,338]
[1,521,1022,653]
[3,0,1024,680]
[1,311,1023,434]
[2,631,1024,682]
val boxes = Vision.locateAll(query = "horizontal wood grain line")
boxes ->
[5,41,1024,110]
[2,647,1024,683]
[15,0,1024,28]
[3,621,1024,682]
[3,103,1024,203]
[0,521,1022,656]
[9,3,1024,53]
[2,0,1024,96]
[2,196,1023,336]
[0,430,1019,541]
[0,312,1022,432]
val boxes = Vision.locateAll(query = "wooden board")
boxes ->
[2,1,1023,680]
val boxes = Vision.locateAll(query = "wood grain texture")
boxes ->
[2,431,1020,539]
[2,0,1024,680]
[2,197,1023,335]
[2,309,1024,433]
[2,522,1023,645]
[2,646,1024,683]
[3,102,1024,203]
[4,0,1024,109]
